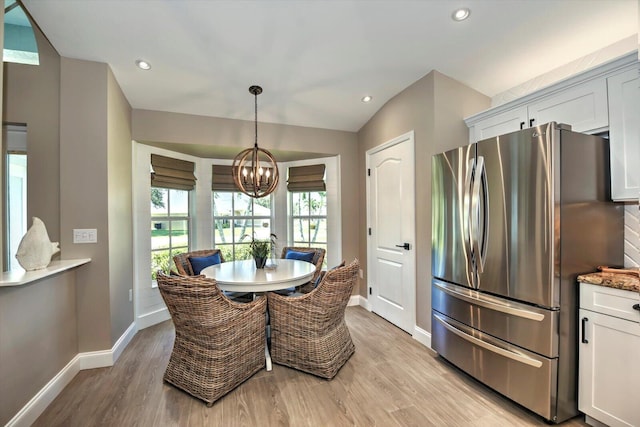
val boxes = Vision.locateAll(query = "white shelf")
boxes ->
[0,258,91,287]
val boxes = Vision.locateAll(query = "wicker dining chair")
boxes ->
[267,258,359,379]
[172,249,252,302]
[173,249,224,276]
[156,272,266,406]
[276,246,326,295]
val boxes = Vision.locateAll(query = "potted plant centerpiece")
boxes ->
[243,233,277,269]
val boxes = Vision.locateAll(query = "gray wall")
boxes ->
[1,22,134,422]
[357,70,490,331]
[0,273,77,426]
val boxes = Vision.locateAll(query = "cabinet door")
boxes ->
[607,68,639,201]
[578,308,640,427]
[528,79,608,133]
[470,106,527,142]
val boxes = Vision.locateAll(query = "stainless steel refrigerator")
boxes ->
[431,122,623,423]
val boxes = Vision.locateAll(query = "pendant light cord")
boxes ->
[254,91,258,149]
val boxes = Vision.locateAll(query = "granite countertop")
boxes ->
[577,270,640,293]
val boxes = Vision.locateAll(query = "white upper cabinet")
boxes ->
[607,67,639,201]
[528,79,608,133]
[465,53,639,201]
[469,106,527,143]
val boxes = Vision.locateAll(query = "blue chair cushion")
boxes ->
[284,249,315,263]
[188,253,221,275]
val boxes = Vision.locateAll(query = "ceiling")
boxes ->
[20,0,638,133]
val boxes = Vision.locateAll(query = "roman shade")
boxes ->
[151,154,196,190]
[212,164,275,193]
[211,165,236,192]
[287,164,326,192]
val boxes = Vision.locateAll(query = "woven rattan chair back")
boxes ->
[156,272,266,406]
[172,249,225,276]
[267,258,359,379]
[280,246,326,285]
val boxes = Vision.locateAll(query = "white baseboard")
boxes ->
[7,322,137,427]
[136,307,170,330]
[413,325,432,349]
[79,322,137,369]
[348,295,372,310]
[6,355,81,427]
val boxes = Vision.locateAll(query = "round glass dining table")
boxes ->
[200,259,315,293]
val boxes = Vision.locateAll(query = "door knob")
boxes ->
[633,304,640,311]
[395,243,410,250]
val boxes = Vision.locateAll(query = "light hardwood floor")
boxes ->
[34,307,588,426]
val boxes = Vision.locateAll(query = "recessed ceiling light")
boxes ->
[135,59,151,70]
[361,95,372,103]
[451,8,470,21]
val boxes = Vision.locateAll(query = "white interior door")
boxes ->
[366,131,415,333]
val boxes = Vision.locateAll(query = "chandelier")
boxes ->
[232,85,279,198]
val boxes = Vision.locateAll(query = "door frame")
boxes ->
[365,130,416,333]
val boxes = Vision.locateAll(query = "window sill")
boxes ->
[0,258,91,287]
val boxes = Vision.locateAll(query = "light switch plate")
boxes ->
[73,228,97,243]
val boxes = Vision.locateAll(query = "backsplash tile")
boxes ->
[625,204,640,267]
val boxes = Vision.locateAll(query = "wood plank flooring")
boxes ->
[34,307,588,426]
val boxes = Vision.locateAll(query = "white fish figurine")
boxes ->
[15,217,60,270]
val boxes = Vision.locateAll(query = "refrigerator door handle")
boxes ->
[463,157,475,281]
[434,313,543,368]
[471,156,486,273]
[433,280,546,321]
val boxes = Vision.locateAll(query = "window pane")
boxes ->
[235,243,252,260]
[291,192,302,216]
[151,188,168,215]
[233,221,253,243]
[213,192,233,216]
[169,189,189,215]
[7,153,27,271]
[310,192,326,215]
[293,218,310,242]
[253,218,271,240]
[217,244,233,262]
[170,220,189,248]
[234,193,253,215]
[212,189,273,262]
[151,222,169,250]
[298,193,310,216]
[151,249,171,279]
[213,219,231,244]
[253,196,271,216]
[309,218,327,243]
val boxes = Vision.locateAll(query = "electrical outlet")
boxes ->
[359,269,364,279]
[129,289,133,302]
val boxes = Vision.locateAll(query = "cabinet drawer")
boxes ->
[580,282,640,322]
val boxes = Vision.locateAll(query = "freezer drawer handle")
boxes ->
[434,281,545,321]
[434,313,543,368]
[581,317,588,344]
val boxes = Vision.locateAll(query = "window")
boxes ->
[4,124,27,271]
[213,192,272,261]
[289,191,327,266]
[150,188,190,279]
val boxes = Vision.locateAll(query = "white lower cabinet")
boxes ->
[579,283,640,427]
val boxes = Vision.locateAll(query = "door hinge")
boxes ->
[369,287,372,295]
[367,168,370,176]
[368,227,371,236]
